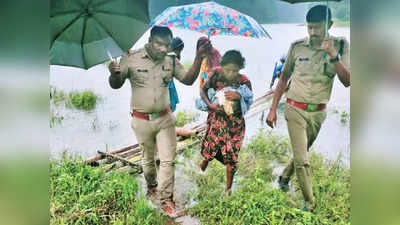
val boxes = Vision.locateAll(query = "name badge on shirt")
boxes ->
[299,57,309,61]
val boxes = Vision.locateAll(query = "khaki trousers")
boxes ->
[282,104,326,205]
[131,112,177,204]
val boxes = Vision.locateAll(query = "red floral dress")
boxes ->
[200,68,252,172]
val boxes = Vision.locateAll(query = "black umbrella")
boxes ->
[50,0,150,69]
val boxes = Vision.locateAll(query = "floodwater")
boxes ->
[50,24,350,163]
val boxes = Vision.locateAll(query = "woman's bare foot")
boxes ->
[224,188,232,198]
[200,159,209,171]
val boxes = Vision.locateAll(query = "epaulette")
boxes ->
[126,48,144,56]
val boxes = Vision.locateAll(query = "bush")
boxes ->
[51,87,99,111]
[67,90,98,111]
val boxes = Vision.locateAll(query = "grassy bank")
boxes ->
[50,156,165,225]
[50,130,350,225]
[186,130,350,225]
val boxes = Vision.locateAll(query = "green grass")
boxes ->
[186,129,350,225]
[51,129,350,225]
[50,155,165,225]
[175,110,200,127]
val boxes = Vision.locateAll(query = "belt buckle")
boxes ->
[306,104,318,112]
[149,112,160,120]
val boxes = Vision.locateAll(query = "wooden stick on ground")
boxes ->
[97,150,141,168]
[86,144,139,164]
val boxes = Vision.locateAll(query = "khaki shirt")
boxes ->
[119,45,187,113]
[281,36,350,104]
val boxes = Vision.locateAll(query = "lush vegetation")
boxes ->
[50,129,350,225]
[186,129,350,225]
[50,156,166,225]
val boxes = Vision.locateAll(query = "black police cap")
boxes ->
[306,5,332,23]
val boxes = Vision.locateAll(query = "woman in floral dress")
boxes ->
[199,50,253,195]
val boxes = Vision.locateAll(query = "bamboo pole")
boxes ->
[98,150,141,168]
[86,144,139,164]
[117,147,142,158]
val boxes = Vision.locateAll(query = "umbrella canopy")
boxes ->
[150,1,271,39]
[50,0,150,69]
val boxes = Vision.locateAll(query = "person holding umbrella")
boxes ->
[266,5,350,212]
[108,25,210,217]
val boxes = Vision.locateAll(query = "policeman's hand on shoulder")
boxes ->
[318,37,338,58]
[266,108,277,128]
[108,61,121,74]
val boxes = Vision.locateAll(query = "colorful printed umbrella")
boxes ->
[150,1,272,39]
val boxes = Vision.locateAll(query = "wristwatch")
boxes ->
[330,53,341,63]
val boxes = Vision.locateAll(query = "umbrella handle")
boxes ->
[322,1,329,60]
[325,1,329,37]
[107,50,114,62]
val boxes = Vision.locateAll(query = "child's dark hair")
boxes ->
[220,50,245,69]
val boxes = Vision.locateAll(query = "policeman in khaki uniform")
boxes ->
[266,5,350,212]
[108,26,210,217]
